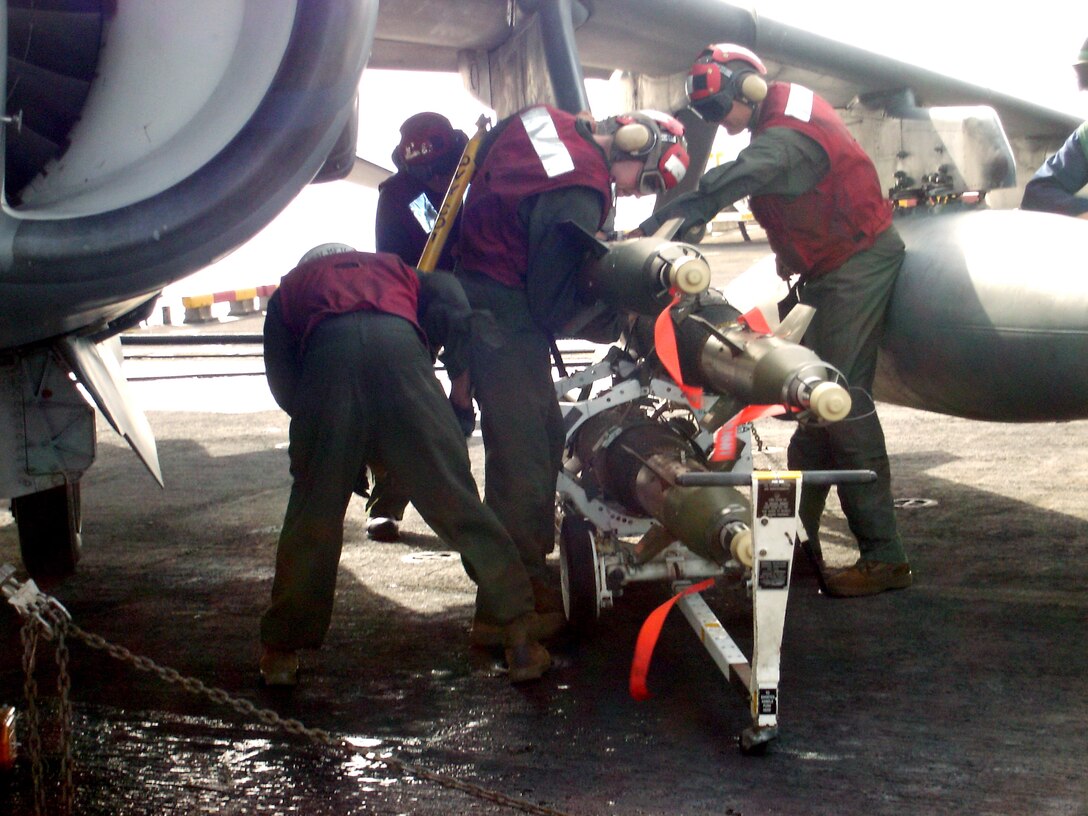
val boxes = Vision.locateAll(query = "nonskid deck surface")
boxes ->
[1,234,1084,815]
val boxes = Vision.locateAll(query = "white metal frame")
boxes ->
[555,359,799,752]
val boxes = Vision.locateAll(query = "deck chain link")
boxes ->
[4,568,575,816]
[18,594,75,816]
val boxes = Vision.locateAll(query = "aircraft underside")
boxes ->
[0,0,377,579]
[3,0,1087,588]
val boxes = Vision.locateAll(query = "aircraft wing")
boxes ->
[370,0,1077,205]
[372,0,1079,137]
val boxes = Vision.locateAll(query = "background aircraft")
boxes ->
[2,0,1086,580]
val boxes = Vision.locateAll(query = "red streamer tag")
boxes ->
[711,404,788,462]
[629,577,716,701]
[654,292,704,409]
[738,306,773,335]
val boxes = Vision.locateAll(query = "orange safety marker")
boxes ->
[0,706,15,770]
[653,291,704,409]
[737,305,772,335]
[711,403,788,461]
[629,578,716,701]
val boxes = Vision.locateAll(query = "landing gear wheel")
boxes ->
[12,481,82,583]
[559,512,600,635]
[739,725,778,756]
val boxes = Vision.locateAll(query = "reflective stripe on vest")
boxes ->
[520,106,577,178]
[409,192,438,233]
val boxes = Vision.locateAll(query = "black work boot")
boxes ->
[366,517,400,542]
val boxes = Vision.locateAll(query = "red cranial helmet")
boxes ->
[686,43,768,122]
[604,109,690,195]
[393,112,469,179]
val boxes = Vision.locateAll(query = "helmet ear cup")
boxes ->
[614,122,653,155]
[657,142,689,189]
[738,72,767,104]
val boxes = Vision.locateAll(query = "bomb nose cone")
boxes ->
[730,528,754,568]
[809,382,851,422]
[670,256,711,294]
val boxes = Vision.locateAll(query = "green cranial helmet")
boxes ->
[1076,36,1088,90]
[298,243,355,266]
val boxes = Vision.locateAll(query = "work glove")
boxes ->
[450,397,476,437]
[680,221,707,244]
[775,258,798,281]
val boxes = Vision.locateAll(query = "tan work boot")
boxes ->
[259,646,299,686]
[502,614,552,683]
[531,579,564,614]
[470,578,567,647]
[823,559,912,598]
[471,609,565,647]
[529,578,567,638]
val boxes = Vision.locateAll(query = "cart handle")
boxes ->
[674,470,876,487]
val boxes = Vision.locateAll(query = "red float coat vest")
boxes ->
[277,251,421,349]
[748,83,892,277]
[459,105,613,288]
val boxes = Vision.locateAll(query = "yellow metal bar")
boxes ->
[181,294,214,309]
[416,115,490,273]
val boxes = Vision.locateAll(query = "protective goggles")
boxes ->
[637,143,688,195]
[637,168,669,196]
[686,63,734,122]
[690,94,733,123]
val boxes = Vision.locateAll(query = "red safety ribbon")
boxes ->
[711,403,788,462]
[737,305,773,335]
[654,291,704,409]
[629,577,716,701]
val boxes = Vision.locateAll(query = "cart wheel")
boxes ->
[739,725,777,756]
[559,512,600,635]
[12,481,82,583]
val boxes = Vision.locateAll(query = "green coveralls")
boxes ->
[457,182,621,587]
[640,128,907,564]
[260,281,534,650]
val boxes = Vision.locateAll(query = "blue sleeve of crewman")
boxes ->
[1020,123,1088,217]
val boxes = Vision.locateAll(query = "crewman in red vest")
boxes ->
[455,106,690,644]
[638,44,912,598]
[365,112,473,544]
[259,244,551,686]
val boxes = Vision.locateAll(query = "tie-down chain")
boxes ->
[1,563,574,816]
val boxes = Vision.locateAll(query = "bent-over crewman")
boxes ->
[455,105,691,641]
[259,244,552,686]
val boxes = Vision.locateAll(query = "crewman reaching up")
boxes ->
[636,44,911,597]
[1020,37,1088,218]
